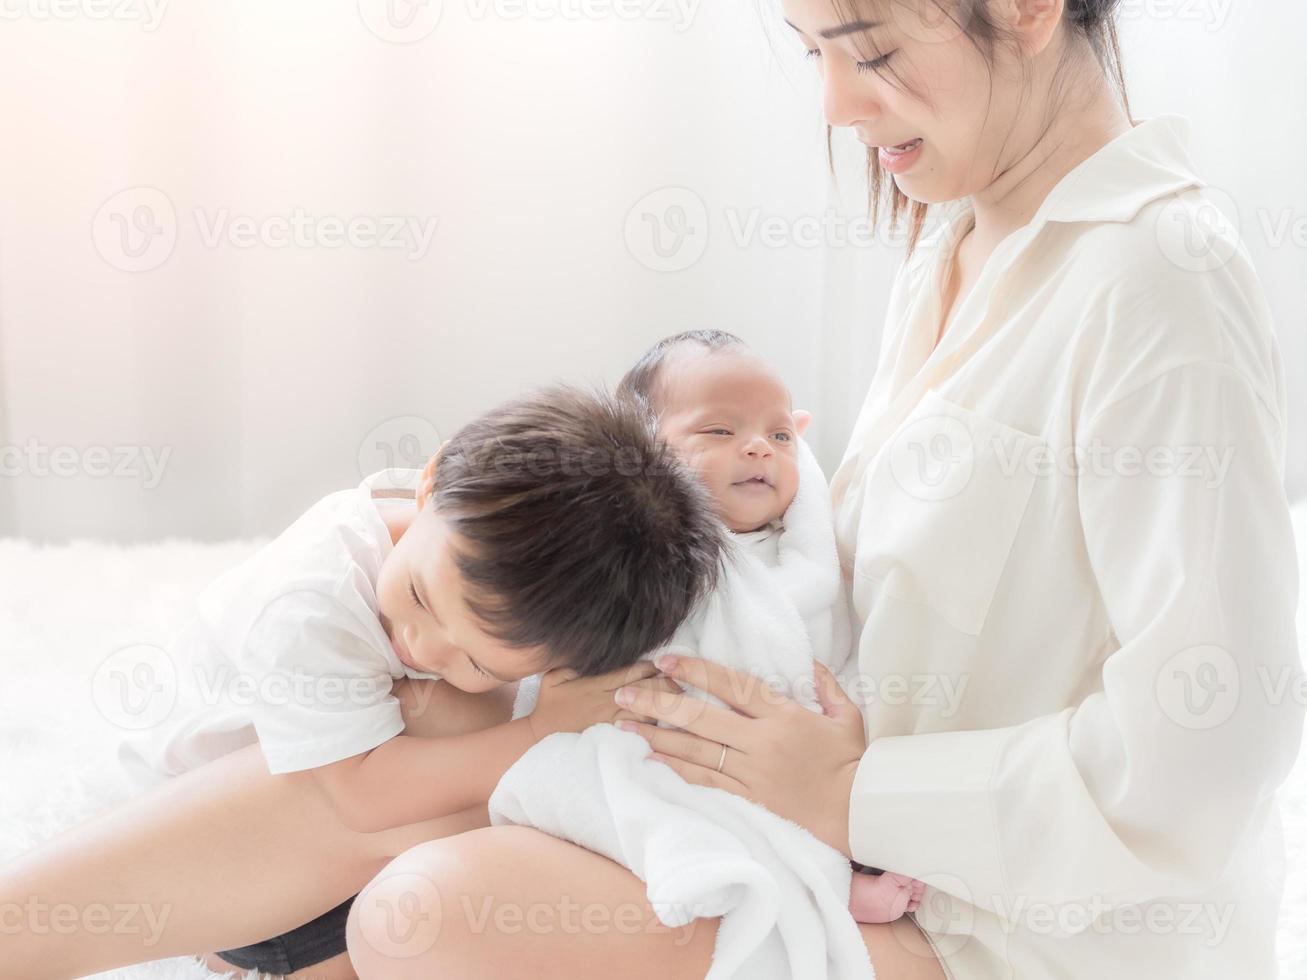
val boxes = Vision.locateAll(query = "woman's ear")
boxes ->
[793,410,812,437]
[1004,0,1063,56]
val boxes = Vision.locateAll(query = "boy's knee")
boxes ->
[346,838,480,979]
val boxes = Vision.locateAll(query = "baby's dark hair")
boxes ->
[616,329,747,416]
[431,383,723,676]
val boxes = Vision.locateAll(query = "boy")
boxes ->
[4,384,723,979]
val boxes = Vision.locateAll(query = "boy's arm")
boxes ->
[311,716,538,834]
[311,662,679,834]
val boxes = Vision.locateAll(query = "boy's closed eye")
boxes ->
[407,575,495,680]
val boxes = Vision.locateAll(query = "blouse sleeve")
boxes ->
[846,358,1304,917]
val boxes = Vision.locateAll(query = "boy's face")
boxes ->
[376,504,550,693]
[656,348,812,534]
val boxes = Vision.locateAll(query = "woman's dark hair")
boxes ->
[822,0,1131,254]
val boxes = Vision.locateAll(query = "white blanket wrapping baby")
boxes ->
[489,438,875,979]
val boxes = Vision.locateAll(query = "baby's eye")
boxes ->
[705,428,732,436]
[469,657,490,678]
[772,431,792,442]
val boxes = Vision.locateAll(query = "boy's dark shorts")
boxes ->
[215,868,885,973]
[215,894,356,974]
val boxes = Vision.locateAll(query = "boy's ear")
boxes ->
[416,439,450,510]
[793,410,812,437]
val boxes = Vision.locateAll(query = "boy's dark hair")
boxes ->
[616,329,746,416]
[432,383,723,676]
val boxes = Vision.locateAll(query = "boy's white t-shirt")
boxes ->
[117,468,443,791]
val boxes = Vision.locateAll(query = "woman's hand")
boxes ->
[614,652,867,858]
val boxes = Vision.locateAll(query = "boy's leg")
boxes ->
[346,826,946,980]
[0,677,512,980]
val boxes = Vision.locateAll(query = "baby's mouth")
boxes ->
[732,476,772,489]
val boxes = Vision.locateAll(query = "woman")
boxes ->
[344,0,1304,977]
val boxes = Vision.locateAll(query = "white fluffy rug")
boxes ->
[2,508,1306,979]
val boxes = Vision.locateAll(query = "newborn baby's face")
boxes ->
[656,348,810,533]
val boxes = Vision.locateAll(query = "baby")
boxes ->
[498,334,922,966]
[618,329,925,925]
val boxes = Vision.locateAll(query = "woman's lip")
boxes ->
[877,138,923,174]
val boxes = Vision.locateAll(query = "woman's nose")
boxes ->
[822,58,879,130]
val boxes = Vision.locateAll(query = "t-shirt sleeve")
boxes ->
[240,589,406,774]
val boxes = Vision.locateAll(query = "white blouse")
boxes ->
[832,116,1303,978]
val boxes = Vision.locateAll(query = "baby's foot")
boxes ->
[848,871,926,924]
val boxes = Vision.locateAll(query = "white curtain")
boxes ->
[0,0,1302,542]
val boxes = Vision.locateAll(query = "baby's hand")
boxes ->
[529,661,682,742]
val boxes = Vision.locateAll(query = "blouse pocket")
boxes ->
[852,389,1046,637]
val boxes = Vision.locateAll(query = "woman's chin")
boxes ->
[891,173,953,207]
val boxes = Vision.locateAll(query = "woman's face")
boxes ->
[782,0,1041,206]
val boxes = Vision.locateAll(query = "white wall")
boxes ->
[1117,0,1307,497]
[0,0,1301,543]
[0,0,833,542]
